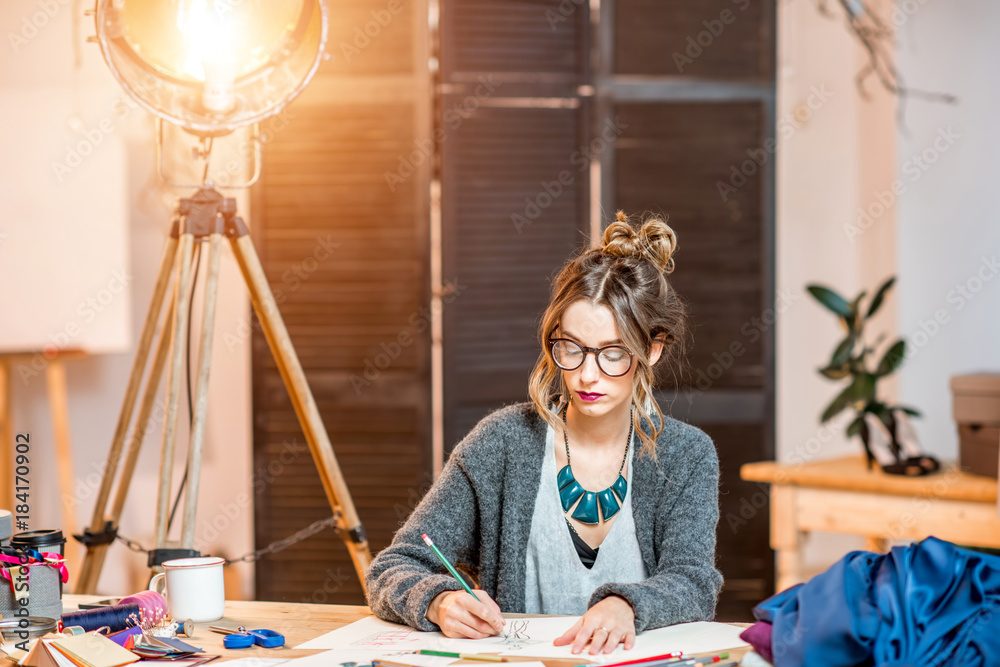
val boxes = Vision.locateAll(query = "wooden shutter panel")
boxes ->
[251,0,432,604]
[439,0,591,452]
[600,0,776,619]
[615,0,773,79]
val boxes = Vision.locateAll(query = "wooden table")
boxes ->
[741,456,1000,593]
[59,596,749,665]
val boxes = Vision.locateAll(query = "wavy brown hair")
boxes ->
[528,211,688,458]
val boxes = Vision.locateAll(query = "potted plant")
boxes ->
[807,276,939,475]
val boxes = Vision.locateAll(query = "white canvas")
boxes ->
[0,85,130,354]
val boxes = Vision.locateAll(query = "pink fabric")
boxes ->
[740,620,774,663]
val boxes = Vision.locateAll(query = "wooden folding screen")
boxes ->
[603,0,777,619]
[251,0,777,618]
[438,0,592,451]
[251,0,432,603]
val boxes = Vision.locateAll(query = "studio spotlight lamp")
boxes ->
[96,0,325,136]
[77,0,372,594]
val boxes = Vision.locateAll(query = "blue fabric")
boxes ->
[753,537,1000,667]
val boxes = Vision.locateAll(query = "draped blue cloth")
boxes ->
[753,537,1000,667]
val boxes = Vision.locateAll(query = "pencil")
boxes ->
[415,650,504,662]
[374,660,423,667]
[421,533,480,601]
[598,652,686,667]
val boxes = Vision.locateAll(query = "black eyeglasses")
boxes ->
[547,338,634,377]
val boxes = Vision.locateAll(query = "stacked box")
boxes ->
[952,373,1000,479]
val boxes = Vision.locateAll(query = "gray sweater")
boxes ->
[365,401,723,632]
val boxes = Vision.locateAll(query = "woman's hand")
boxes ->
[426,589,505,639]
[553,595,636,655]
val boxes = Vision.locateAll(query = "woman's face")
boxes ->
[556,300,660,419]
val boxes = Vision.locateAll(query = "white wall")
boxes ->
[1,0,254,597]
[776,0,901,570]
[778,0,996,576]
[896,0,1000,458]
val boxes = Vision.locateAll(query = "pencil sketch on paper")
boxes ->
[497,619,540,651]
[449,619,547,653]
[353,628,423,648]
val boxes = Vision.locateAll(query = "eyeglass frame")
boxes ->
[547,338,635,377]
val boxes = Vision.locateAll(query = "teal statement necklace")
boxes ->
[557,404,633,525]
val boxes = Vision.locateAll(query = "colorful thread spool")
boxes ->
[59,602,142,634]
[119,590,168,626]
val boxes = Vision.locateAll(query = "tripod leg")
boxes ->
[228,232,372,590]
[76,294,178,593]
[77,233,180,593]
[155,233,197,549]
[180,233,223,549]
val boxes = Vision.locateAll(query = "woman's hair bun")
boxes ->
[600,210,678,274]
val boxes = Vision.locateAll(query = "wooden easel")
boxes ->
[0,348,86,583]
[75,187,371,593]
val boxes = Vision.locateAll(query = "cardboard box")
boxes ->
[951,373,1000,478]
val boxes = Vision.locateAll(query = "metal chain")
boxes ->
[116,512,342,566]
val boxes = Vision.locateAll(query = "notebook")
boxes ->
[47,634,140,667]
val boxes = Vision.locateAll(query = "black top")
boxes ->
[565,519,599,569]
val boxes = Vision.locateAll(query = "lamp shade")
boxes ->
[94,0,327,136]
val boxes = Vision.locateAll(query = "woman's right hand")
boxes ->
[426,589,505,638]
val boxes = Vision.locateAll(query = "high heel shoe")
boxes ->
[861,413,932,476]
[888,409,940,474]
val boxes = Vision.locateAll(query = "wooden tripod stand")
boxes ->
[75,187,371,593]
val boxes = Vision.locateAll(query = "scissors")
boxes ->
[210,625,285,649]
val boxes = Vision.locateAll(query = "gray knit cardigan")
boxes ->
[365,401,723,632]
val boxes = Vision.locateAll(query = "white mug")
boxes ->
[148,556,226,622]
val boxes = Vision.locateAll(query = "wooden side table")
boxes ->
[741,456,999,593]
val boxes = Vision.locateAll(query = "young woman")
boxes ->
[366,212,722,655]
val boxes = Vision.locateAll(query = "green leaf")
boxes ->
[849,291,868,315]
[866,276,896,319]
[848,291,867,332]
[895,405,922,418]
[865,401,891,421]
[821,382,855,423]
[830,335,856,367]
[875,340,907,376]
[846,415,864,439]
[851,372,877,404]
[819,364,851,380]
[807,285,852,318]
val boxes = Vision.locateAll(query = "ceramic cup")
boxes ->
[148,556,226,622]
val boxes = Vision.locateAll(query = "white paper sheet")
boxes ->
[283,649,456,667]
[293,615,748,660]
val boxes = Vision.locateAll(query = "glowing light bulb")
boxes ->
[176,0,237,112]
